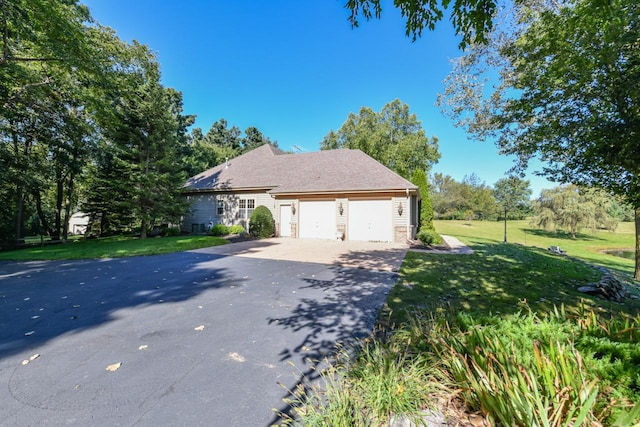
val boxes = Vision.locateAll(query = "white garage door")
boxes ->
[348,200,393,242]
[299,201,336,239]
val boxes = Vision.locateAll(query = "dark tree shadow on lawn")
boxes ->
[390,242,640,325]
[522,228,607,241]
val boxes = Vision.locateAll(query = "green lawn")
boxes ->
[0,235,228,261]
[382,221,639,326]
[434,219,636,276]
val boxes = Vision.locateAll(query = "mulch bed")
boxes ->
[223,234,257,244]
[408,240,450,251]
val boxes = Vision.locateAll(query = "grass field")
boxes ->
[0,235,227,261]
[381,220,639,327]
[434,219,636,276]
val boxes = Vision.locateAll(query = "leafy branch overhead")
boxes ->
[344,0,498,48]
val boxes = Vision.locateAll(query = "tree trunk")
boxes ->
[14,185,24,246]
[503,206,508,243]
[635,206,639,281]
[53,172,63,241]
[33,190,53,238]
[140,217,147,239]
[62,172,75,241]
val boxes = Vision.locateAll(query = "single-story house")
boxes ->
[181,144,419,243]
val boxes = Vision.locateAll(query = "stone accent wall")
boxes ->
[394,226,407,243]
[337,224,346,240]
[291,223,297,238]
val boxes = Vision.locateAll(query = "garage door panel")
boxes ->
[299,201,336,239]
[348,200,392,242]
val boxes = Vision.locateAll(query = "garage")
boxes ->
[299,200,336,239]
[348,199,393,242]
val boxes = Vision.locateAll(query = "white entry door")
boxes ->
[299,201,336,239]
[348,200,393,242]
[279,204,292,237]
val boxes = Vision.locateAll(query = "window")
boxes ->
[247,199,255,218]
[238,198,255,219]
[217,200,224,216]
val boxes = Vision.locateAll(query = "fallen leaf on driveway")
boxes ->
[138,345,148,350]
[106,362,122,372]
[194,325,205,331]
[226,352,245,362]
[22,353,40,365]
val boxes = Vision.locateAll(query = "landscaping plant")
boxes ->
[249,205,274,238]
[209,224,229,236]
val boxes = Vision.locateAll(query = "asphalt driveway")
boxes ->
[0,239,407,426]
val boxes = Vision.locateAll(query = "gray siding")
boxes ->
[182,191,276,232]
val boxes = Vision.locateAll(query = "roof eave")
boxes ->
[182,185,278,195]
[268,187,419,196]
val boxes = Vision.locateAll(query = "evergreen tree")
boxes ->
[411,169,435,232]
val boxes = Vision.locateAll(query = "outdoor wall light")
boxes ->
[338,202,344,216]
[291,202,296,215]
[398,201,404,216]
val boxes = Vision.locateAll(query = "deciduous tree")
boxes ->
[493,176,531,242]
[321,99,440,179]
[532,185,617,239]
[438,0,640,278]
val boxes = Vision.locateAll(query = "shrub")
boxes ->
[209,224,229,236]
[417,229,443,246]
[228,224,245,235]
[162,226,181,237]
[249,205,274,238]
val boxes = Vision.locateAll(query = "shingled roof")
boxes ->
[183,144,417,194]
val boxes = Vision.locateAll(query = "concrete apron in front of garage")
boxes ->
[0,239,407,426]
[191,237,409,272]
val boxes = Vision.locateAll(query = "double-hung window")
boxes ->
[217,200,224,216]
[239,199,255,219]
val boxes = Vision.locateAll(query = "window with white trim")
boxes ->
[217,200,224,216]
[239,199,255,219]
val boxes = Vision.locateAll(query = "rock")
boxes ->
[389,409,448,427]
[578,286,602,295]
[578,272,632,302]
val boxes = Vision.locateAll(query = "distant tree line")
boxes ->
[431,174,633,234]
[0,0,273,246]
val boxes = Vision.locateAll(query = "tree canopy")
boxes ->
[532,185,619,239]
[320,99,440,179]
[344,0,497,48]
[438,0,640,278]
[493,176,532,242]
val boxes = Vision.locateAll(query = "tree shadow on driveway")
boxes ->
[0,251,233,360]
[267,253,401,424]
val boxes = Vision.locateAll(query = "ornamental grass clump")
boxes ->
[279,340,438,426]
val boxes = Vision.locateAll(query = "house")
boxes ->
[181,144,419,243]
[68,212,89,235]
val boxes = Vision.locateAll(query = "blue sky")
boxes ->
[82,0,554,196]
